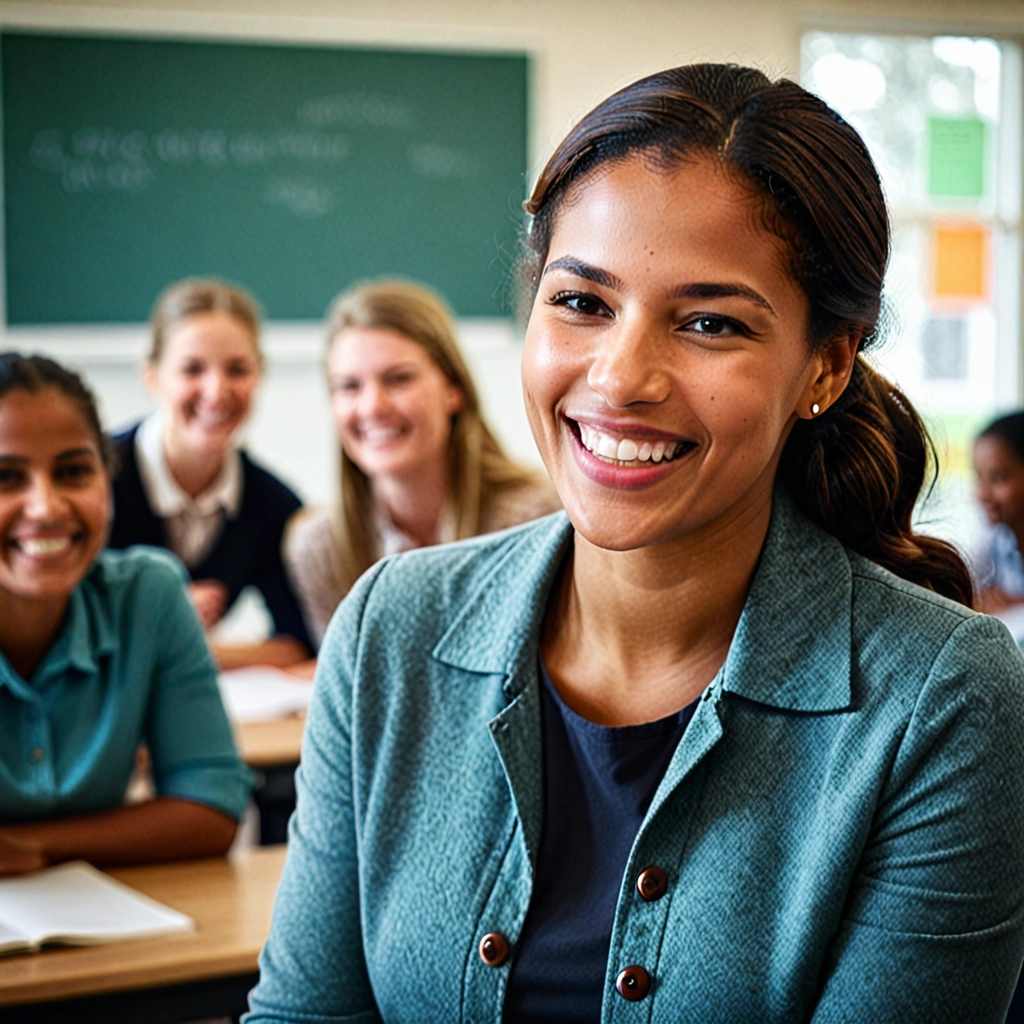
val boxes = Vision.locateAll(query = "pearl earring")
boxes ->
[811,403,821,416]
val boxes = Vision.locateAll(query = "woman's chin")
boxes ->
[185,423,238,453]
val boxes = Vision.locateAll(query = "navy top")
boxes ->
[108,424,313,653]
[503,663,696,1022]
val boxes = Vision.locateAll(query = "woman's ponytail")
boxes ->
[779,356,973,606]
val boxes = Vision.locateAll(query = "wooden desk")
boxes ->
[235,715,305,769]
[0,845,285,1023]
[236,717,305,846]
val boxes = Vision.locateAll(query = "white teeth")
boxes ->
[617,439,638,462]
[197,409,233,426]
[18,537,73,557]
[577,424,685,465]
[362,426,402,445]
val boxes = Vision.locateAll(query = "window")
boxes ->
[801,30,1021,551]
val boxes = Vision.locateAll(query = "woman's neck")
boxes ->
[542,494,773,726]
[0,592,70,681]
[162,431,226,499]
[372,462,449,548]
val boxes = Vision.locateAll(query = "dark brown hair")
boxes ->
[523,63,972,606]
[0,352,115,471]
[979,411,1024,466]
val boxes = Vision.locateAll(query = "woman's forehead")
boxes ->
[543,156,799,300]
[0,387,101,453]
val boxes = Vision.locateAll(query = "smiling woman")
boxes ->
[0,353,250,876]
[246,65,1024,1024]
[107,278,313,666]
[283,278,559,646]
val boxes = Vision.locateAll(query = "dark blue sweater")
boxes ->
[107,424,313,653]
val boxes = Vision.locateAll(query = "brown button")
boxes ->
[616,965,651,1001]
[614,966,647,999]
[479,932,510,967]
[636,866,668,902]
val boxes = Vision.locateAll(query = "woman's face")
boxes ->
[146,310,261,456]
[523,155,841,553]
[0,387,109,607]
[974,435,1024,531]
[327,326,463,482]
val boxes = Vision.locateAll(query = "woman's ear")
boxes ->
[446,383,465,416]
[802,326,862,419]
[142,360,159,398]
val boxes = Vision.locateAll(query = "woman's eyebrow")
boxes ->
[670,281,777,315]
[54,447,98,461]
[542,257,624,291]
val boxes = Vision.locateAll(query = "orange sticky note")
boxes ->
[933,223,988,302]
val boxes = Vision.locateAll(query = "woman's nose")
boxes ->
[24,475,67,520]
[202,371,231,404]
[586,320,671,408]
[357,381,390,416]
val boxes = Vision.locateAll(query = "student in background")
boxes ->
[284,278,559,646]
[0,353,250,876]
[972,411,1024,612]
[108,278,312,667]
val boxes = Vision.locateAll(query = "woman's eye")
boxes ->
[331,379,359,395]
[56,463,96,483]
[680,315,747,338]
[0,467,23,487]
[181,361,205,377]
[385,372,416,387]
[549,291,609,317]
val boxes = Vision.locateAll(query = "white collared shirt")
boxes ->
[374,503,456,558]
[134,412,243,568]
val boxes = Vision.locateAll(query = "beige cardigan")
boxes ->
[284,479,561,647]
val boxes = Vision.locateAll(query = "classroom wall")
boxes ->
[2,0,1023,506]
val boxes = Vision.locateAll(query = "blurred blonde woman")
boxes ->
[285,279,559,645]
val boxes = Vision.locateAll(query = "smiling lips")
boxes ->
[12,535,76,559]
[577,421,694,466]
[193,407,238,430]
[358,425,405,447]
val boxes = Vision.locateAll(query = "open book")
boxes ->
[0,861,194,954]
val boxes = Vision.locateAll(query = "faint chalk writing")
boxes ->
[409,142,478,179]
[62,161,154,192]
[264,179,336,218]
[28,119,348,200]
[298,93,413,130]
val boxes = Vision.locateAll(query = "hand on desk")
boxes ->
[0,799,237,876]
[189,580,229,629]
[0,830,46,877]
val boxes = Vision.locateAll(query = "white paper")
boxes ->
[0,918,29,955]
[218,667,315,723]
[0,861,194,951]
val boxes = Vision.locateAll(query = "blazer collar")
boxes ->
[721,490,852,712]
[433,490,852,713]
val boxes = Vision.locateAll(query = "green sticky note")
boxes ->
[928,117,986,198]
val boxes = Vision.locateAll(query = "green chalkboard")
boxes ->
[1,31,528,323]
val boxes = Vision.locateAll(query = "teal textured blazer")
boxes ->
[246,493,1024,1023]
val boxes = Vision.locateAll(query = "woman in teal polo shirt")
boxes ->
[248,64,1024,1022]
[0,353,250,875]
